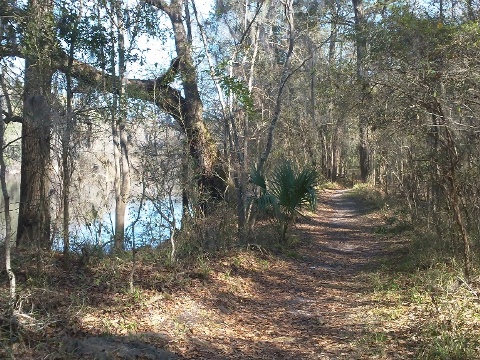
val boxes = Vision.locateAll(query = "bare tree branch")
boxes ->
[52,49,188,130]
[2,112,22,123]
[258,0,295,173]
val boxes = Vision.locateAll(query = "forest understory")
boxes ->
[1,186,479,359]
[0,0,479,358]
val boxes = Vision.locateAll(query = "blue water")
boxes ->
[0,174,183,252]
[58,198,183,252]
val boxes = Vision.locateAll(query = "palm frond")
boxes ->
[250,160,319,241]
[250,166,267,192]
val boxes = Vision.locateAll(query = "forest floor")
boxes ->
[1,187,480,359]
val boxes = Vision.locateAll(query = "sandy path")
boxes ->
[287,189,386,359]
[187,188,388,359]
[237,188,387,359]
[65,189,388,360]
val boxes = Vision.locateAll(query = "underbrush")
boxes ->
[364,261,480,358]
[0,247,262,358]
[347,183,386,211]
[0,204,297,359]
[342,184,480,358]
[359,200,480,359]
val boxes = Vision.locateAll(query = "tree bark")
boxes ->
[147,0,224,205]
[0,70,15,302]
[352,0,370,182]
[18,75,52,248]
[112,123,130,251]
[16,0,55,248]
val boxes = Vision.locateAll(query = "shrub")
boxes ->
[251,161,318,242]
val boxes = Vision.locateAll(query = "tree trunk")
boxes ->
[62,101,72,255]
[18,64,52,248]
[441,118,471,279]
[352,0,370,182]
[258,0,295,173]
[112,0,130,251]
[17,0,54,248]
[466,0,475,20]
[359,125,369,182]
[152,0,223,205]
[62,9,81,255]
[0,71,15,302]
[112,123,130,251]
[449,178,471,279]
[328,0,339,181]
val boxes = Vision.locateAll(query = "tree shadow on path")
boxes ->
[198,188,405,359]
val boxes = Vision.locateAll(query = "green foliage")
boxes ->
[251,160,318,242]
[67,2,162,72]
[370,5,456,60]
[420,325,479,360]
[214,62,254,113]
[21,1,58,64]
[346,184,385,211]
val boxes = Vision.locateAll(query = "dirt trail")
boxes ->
[56,189,391,359]
[228,188,386,359]
[170,188,389,359]
[284,188,385,358]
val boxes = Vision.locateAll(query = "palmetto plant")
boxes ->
[251,161,318,242]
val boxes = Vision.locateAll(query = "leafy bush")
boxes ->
[251,161,318,242]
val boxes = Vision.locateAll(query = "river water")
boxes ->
[0,174,182,252]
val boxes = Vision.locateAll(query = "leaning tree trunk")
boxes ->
[48,0,226,211]
[162,0,224,204]
[171,11,214,171]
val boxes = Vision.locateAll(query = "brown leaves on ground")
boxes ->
[1,189,479,359]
